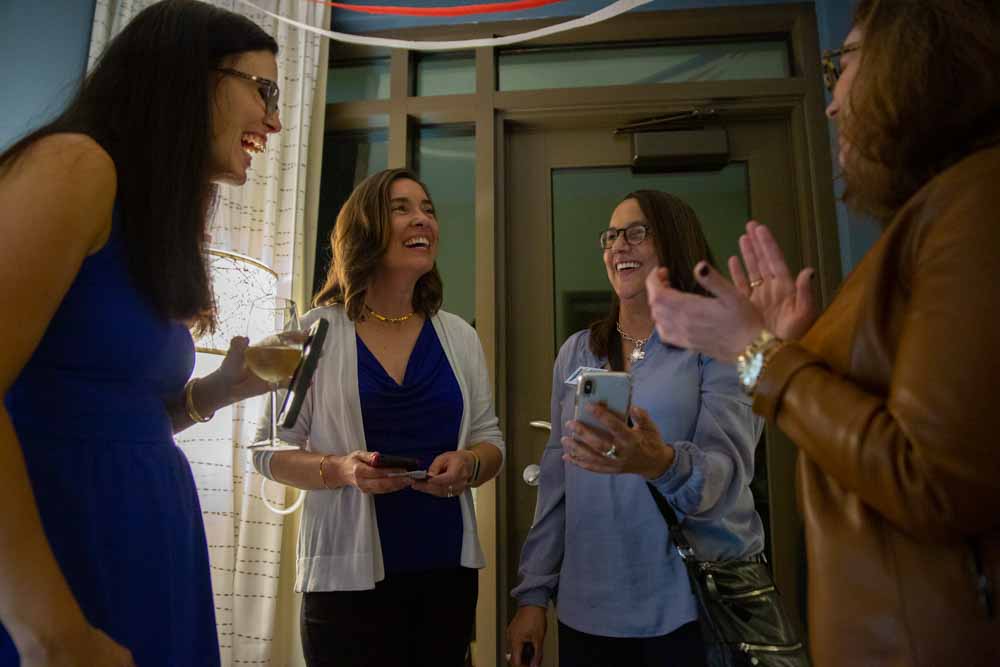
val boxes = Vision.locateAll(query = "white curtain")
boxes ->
[88,1,329,664]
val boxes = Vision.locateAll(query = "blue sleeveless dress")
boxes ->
[1,218,220,666]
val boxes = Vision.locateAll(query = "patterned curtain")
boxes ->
[88,1,329,664]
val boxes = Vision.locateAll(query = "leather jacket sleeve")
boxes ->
[752,153,1000,542]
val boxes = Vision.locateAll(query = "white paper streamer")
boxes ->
[237,0,653,51]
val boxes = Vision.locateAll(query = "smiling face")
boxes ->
[604,198,659,303]
[208,49,282,185]
[377,177,439,280]
[826,26,863,170]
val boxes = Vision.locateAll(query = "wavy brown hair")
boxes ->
[589,190,716,370]
[313,168,443,320]
[842,0,1000,222]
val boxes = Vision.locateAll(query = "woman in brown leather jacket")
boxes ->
[644,1,1000,665]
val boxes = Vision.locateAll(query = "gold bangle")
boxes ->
[468,449,481,484]
[319,455,334,489]
[184,378,213,423]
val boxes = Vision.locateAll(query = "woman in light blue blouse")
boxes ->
[506,190,765,667]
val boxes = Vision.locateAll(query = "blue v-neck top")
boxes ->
[357,318,464,574]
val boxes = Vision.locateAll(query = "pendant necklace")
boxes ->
[616,321,653,363]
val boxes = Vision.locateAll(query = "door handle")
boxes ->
[523,420,551,486]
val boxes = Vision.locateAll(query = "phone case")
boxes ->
[278,318,329,429]
[370,453,422,471]
[574,371,632,431]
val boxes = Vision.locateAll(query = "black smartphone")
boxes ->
[370,453,422,471]
[521,642,535,665]
[278,318,329,429]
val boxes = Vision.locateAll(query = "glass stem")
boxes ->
[270,385,278,447]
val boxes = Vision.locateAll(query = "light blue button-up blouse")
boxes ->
[511,329,765,638]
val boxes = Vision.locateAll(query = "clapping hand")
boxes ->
[729,222,817,341]
[645,222,817,363]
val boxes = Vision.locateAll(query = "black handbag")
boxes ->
[647,484,811,667]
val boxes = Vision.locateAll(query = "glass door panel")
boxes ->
[412,125,477,324]
[552,164,749,349]
[503,119,805,666]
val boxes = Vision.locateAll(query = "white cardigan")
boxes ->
[253,305,505,592]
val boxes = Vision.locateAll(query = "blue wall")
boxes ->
[810,0,881,273]
[0,0,97,151]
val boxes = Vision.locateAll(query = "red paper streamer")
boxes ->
[307,0,569,17]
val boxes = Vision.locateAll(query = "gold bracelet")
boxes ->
[468,449,481,484]
[184,378,213,423]
[319,455,334,489]
[736,330,784,396]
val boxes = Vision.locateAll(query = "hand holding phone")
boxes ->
[370,453,422,471]
[574,371,632,431]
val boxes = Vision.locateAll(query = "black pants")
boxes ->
[558,620,707,667]
[301,567,478,667]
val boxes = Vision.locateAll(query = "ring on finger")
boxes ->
[448,485,455,497]
[749,278,764,289]
[603,444,618,459]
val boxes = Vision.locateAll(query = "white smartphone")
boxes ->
[574,371,632,432]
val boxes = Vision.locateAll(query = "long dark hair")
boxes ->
[313,168,444,321]
[589,190,716,370]
[0,0,277,332]
[843,0,1000,222]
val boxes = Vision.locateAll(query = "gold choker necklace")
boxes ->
[365,304,416,324]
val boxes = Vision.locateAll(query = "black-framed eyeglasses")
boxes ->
[216,68,280,116]
[821,43,860,93]
[599,223,651,250]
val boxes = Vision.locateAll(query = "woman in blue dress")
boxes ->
[253,168,505,667]
[0,1,282,665]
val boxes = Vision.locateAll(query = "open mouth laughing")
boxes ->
[404,236,431,249]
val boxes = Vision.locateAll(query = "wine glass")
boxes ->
[245,296,303,451]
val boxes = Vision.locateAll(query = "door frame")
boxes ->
[501,112,810,667]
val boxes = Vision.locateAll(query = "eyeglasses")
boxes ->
[821,43,860,93]
[216,68,280,116]
[599,223,651,250]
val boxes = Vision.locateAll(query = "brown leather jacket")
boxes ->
[754,143,1000,666]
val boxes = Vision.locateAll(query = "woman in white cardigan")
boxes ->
[253,168,505,667]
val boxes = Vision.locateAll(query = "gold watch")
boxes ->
[736,329,783,395]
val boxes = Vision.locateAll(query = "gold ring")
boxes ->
[749,278,764,289]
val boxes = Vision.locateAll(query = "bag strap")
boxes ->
[646,483,697,561]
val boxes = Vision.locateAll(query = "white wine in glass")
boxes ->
[245,339,302,385]
[246,297,302,451]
